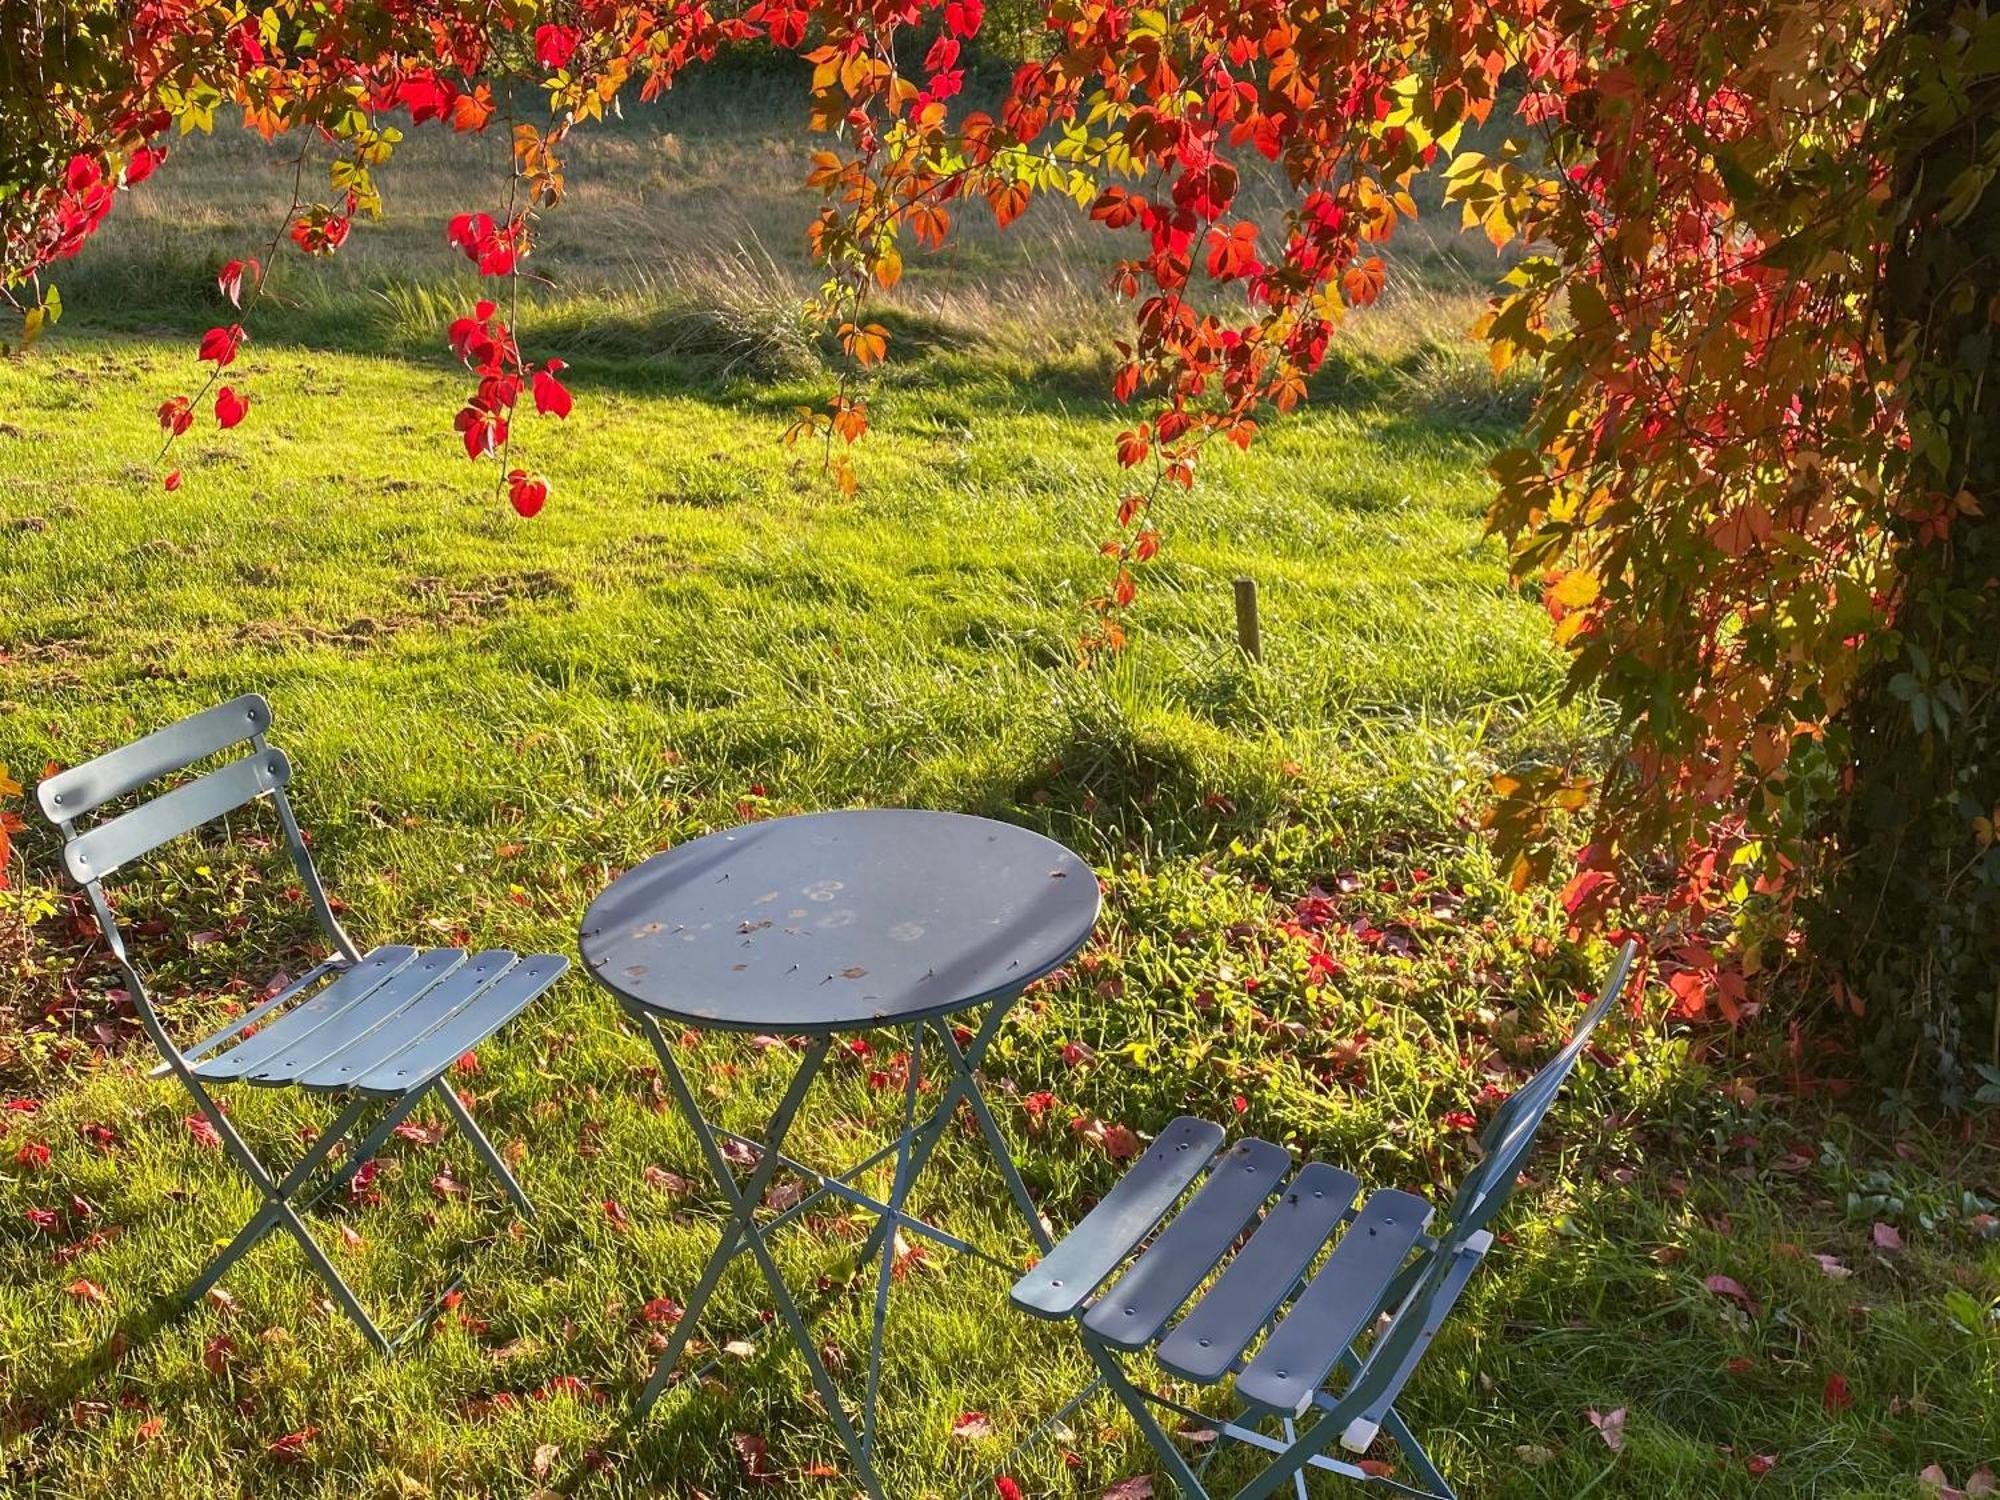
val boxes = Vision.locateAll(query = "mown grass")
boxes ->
[1,76,1995,1500]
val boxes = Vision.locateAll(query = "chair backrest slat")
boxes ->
[61,747,292,884]
[39,694,272,823]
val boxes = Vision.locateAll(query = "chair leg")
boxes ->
[435,1081,534,1218]
[1380,1408,1455,1500]
[1279,1418,1309,1500]
[179,1092,397,1352]
[1085,1335,1216,1500]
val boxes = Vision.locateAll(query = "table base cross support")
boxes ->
[626,995,1055,1500]
[176,1072,529,1354]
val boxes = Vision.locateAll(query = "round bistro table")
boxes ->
[579,809,1099,1497]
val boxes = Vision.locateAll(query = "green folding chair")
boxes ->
[39,693,568,1352]
[1004,941,1638,1500]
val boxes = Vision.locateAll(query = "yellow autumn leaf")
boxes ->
[1549,568,1600,609]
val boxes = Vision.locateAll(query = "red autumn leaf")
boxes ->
[642,1164,692,1195]
[214,386,248,429]
[123,144,166,186]
[943,0,983,38]
[924,35,960,74]
[507,468,548,518]
[1103,1480,1155,1499]
[134,1414,165,1442]
[185,1114,221,1148]
[994,1479,1024,1500]
[67,1278,108,1304]
[602,1199,631,1231]
[1822,1372,1852,1412]
[1702,1274,1756,1313]
[1100,1123,1140,1160]
[531,363,572,418]
[731,1432,779,1485]
[1342,256,1387,307]
[952,1412,996,1441]
[1746,1454,1777,1476]
[216,257,258,307]
[26,1206,60,1233]
[1871,1221,1904,1252]
[534,23,580,70]
[162,470,182,492]
[197,323,245,367]
[430,1166,466,1199]
[203,1333,236,1373]
[15,1140,50,1168]
[640,1297,684,1325]
[265,1426,317,1462]
[157,396,194,435]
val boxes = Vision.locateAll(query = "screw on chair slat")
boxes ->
[1234,1187,1434,1416]
[1153,1160,1361,1384]
[1083,1137,1292,1350]
[241,949,478,1084]
[61,747,291,883]
[1010,1116,1224,1319]
[293,951,515,1090]
[37,693,271,822]
[190,946,421,1082]
[349,955,568,1096]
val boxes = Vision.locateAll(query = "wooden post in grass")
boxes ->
[1233,576,1262,662]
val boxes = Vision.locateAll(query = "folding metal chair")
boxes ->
[39,693,568,1352]
[1004,941,1638,1500]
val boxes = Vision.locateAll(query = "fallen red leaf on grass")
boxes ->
[1823,1372,1852,1412]
[951,1412,996,1441]
[66,1278,108,1304]
[266,1426,316,1461]
[732,1432,779,1485]
[1703,1274,1756,1313]
[994,1479,1024,1500]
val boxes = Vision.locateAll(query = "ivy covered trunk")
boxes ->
[1815,14,2000,1102]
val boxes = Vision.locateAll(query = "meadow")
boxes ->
[0,67,1994,1500]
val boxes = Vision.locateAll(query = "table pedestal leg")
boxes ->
[629,996,1053,1500]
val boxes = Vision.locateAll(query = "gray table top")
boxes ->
[579,809,1100,1033]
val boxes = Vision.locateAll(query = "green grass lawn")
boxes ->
[1,80,1996,1500]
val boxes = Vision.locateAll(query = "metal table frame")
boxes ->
[625,990,1056,1499]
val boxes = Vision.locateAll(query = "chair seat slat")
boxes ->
[192,946,419,1081]
[240,949,475,1084]
[294,952,517,1090]
[349,955,568,1096]
[1235,1187,1434,1416]
[1010,1117,1224,1319]
[38,694,270,822]
[1325,1231,1492,1457]
[62,748,291,884]
[1083,1137,1291,1349]
[1154,1161,1361,1384]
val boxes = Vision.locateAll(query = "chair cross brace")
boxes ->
[173,1061,532,1353]
[626,990,1051,1500]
